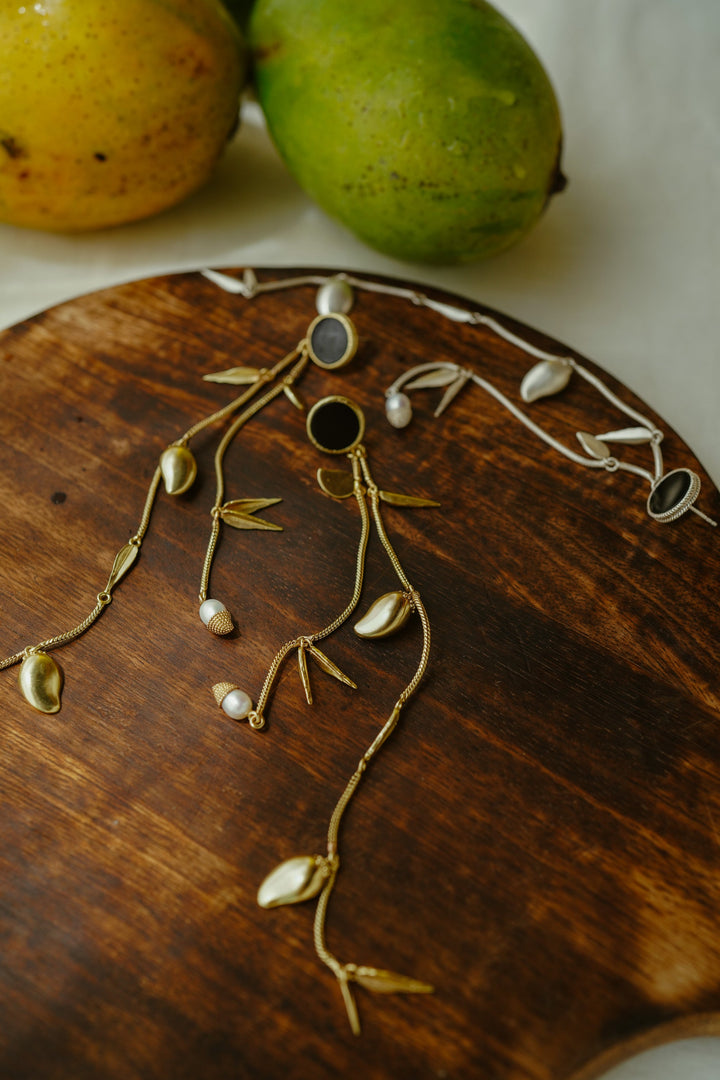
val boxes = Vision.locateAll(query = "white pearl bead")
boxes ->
[385,392,413,429]
[199,598,224,626]
[221,688,253,720]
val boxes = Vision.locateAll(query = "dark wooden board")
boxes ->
[1,268,719,1080]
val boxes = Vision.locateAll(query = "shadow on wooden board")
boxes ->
[1,267,719,1080]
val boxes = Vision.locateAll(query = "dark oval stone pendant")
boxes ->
[647,468,701,522]
[306,313,358,370]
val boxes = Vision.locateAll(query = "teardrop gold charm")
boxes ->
[353,591,414,639]
[257,855,330,909]
[160,445,197,495]
[19,651,63,714]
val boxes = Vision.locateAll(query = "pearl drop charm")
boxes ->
[199,598,233,636]
[385,391,413,429]
[212,682,253,721]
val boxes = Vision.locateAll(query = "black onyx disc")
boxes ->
[647,468,699,521]
[306,313,358,370]
[306,396,365,454]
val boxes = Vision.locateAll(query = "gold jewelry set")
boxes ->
[2,267,715,1035]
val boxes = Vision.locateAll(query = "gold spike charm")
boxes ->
[336,964,434,1036]
[306,643,357,689]
[297,644,313,704]
[283,383,305,411]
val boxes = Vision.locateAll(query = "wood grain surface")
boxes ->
[1,268,719,1080]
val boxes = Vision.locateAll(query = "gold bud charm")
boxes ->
[160,445,197,495]
[19,650,63,714]
[353,591,414,639]
[212,683,253,721]
[199,598,233,636]
[207,610,233,636]
[257,855,330,909]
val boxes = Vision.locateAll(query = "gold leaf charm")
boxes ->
[160,445,197,495]
[306,644,357,689]
[105,541,139,594]
[317,468,355,499]
[202,366,262,385]
[520,358,573,403]
[379,490,440,508]
[353,966,434,995]
[19,651,63,714]
[257,855,330,909]
[354,591,414,639]
[219,498,282,531]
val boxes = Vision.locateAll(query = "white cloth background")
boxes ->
[0,3,718,1076]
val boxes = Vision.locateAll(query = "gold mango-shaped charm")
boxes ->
[353,591,414,639]
[160,445,197,495]
[257,855,330,909]
[19,650,63,714]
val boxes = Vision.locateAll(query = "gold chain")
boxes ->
[199,345,310,601]
[250,452,371,724]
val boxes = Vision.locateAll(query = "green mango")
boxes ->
[250,0,565,264]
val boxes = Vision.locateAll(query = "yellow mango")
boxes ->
[0,0,246,231]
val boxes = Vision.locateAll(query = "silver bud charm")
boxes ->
[520,358,573,403]
[316,276,354,315]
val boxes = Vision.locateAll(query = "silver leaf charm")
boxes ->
[520,358,573,403]
[595,426,655,445]
[404,368,459,390]
[576,431,611,459]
